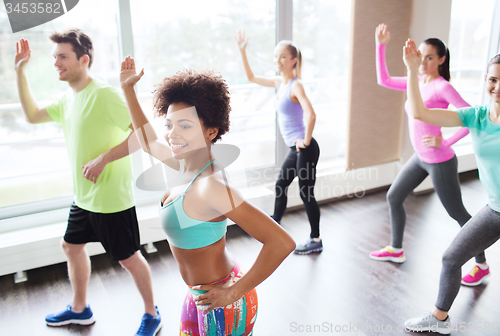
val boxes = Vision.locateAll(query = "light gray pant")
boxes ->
[386,154,485,263]
[436,205,500,311]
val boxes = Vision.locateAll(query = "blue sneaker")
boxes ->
[135,306,162,336]
[45,304,95,326]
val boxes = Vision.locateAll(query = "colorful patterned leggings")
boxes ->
[180,264,258,336]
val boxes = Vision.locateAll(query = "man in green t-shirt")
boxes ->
[14,29,162,336]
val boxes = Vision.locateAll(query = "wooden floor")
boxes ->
[1,170,499,335]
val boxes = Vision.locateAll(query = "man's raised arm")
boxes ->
[15,38,52,124]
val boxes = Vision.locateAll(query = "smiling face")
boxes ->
[274,45,296,74]
[485,64,500,104]
[164,103,217,160]
[418,43,445,77]
[52,42,88,83]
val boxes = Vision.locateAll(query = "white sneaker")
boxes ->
[404,312,451,334]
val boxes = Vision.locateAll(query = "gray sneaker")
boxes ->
[404,312,451,334]
[294,237,323,255]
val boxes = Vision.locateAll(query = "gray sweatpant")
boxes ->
[436,205,500,311]
[387,154,485,263]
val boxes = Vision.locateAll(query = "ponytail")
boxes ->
[440,48,451,81]
[295,49,302,79]
[423,38,450,81]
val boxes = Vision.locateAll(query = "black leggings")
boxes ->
[272,138,320,238]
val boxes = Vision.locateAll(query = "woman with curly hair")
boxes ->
[120,56,295,336]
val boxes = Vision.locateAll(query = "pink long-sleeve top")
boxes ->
[376,43,470,164]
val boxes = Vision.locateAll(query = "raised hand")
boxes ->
[235,30,249,50]
[120,56,144,88]
[375,23,391,45]
[15,39,31,72]
[403,39,422,71]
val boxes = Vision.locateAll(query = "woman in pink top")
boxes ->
[369,24,489,286]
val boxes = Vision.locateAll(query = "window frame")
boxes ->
[482,0,500,103]
[0,0,290,220]
[3,0,498,222]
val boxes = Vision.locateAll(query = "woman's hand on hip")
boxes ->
[192,281,238,312]
[293,138,308,152]
[422,134,443,148]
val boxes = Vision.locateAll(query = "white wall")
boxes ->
[409,0,452,44]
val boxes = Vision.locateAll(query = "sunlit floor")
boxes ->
[1,170,498,336]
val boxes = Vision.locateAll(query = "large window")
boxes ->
[130,0,277,186]
[444,0,497,148]
[449,0,496,105]
[1,0,353,221]
[0,0,121,211]
[293,0,351,171]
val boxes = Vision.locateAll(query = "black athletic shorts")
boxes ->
[63,203,141,261]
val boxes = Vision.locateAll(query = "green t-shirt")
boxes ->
[46,79,135,213]
[457,105,500,212]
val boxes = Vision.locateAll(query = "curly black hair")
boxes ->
[153,69,231,143]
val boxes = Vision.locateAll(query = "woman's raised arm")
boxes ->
[403,39,463,127]
[235,30,280,88]
[120,56,179,169]
[375,23,407,90]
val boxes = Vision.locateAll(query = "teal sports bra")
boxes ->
[159,161,227,249]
